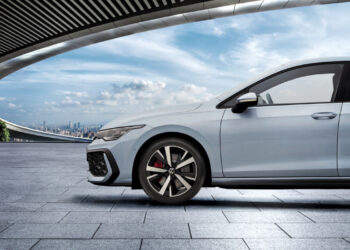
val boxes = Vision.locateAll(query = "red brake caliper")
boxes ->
[153,160,164,182]
[153,160,163,168]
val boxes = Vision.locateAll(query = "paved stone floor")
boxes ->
[1,144,350,249]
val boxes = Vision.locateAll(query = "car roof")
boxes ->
[217,57,350,101]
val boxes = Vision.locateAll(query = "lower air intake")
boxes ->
[87,152,108,177]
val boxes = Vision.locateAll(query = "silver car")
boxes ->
[87,57,350,204]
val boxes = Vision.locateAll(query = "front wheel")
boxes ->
[138,138,206,204]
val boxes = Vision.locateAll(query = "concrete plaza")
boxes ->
[1,143,350,249]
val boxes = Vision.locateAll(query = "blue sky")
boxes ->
[1,2,350,126]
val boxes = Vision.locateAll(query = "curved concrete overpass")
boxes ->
[0,0,349,80]
[1,118,92,142]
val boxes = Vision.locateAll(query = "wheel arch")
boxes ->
[131,132,212,189]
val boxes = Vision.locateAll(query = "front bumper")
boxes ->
[87,148,119,185]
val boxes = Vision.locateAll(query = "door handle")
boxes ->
[311,112,337,120]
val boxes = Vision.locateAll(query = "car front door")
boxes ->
[220,63,345,177]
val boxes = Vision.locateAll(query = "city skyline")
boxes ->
[1,3,350,125]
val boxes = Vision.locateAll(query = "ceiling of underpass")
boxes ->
[0,0,248,61]
[0,0,348,69]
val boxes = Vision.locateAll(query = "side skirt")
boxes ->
[212,177,350,189]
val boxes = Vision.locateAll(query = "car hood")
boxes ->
[101,102,202,130]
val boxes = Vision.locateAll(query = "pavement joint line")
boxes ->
[237,189,244,195]
[251,201,261,211]
[221,211,230,223]
[143,211,147,224]
[242,238,251,250]
[34,202,47,212]
[298,211,316,223]
[272,194,284,203]
[29,239,41,250]
[0,223,12,234]
[57,211,70,223]
[275,223,292,238]
[91,223,102,239]
[293,189,304,195]
[139,238,143,250]
[110,189,126,211]
[335,194,350,202]
[58,187,70,195]
[209,191,216,201]
[342,237,350,244]
[187,223,192,239]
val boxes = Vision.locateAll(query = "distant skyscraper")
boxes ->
[43,121,46,131]
[78,122,81,129]
[69,121,73,129]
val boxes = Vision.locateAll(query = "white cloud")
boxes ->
[218,5,350,76]
[61,96,81,107]
[95,80,215,111]
[91,30,219,76]
[63,91,89,97]
[8,103,16,108]
[0,97,5,101]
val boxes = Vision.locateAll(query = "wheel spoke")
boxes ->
[184,176,196,181]
[181,150,188,161]
[175,157,195,170]
[175,173,192,190]
[169,184,173,197]
[147,174,159,181]
[146,166,167,173]
[159,175,171,195]
[165,146,172,167]
[154,150,166,163]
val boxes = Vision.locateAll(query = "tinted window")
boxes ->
[250,64,344,105]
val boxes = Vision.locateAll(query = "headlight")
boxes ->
[95,125,145,141]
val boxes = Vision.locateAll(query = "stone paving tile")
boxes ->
[190,223,288,238]
[17,193,87,203]
[110,189,185,211]
[39,202,115,212]
[0,224,10,233]
[142,239,249,250]
[0,203,45,212]
[94,224,190,239]
[82,193,123,203]
[245,239,350,250]
[224,211,311,223]
[60,211,145,224]
[32,239,141,250]
[279,223,350,238]
[112,201,185,211]
[0,193,23,203]
[185,200,259,211]
[296,189,350,196]
[191,189,215,201]
[300,211,350,222]
[3,143,350,245]
[0,212,68,224]
[0,223,100,239]
[0,239,39,250]
[145,211,228,224]
[273,194,350,205]
[238,189,301,196]
[257,202,350,212]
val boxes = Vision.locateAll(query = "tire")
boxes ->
[138,137,206,204]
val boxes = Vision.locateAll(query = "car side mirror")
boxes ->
[232,92,258,113]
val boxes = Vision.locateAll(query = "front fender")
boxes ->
[133,124,223,178]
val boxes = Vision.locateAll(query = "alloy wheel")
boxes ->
[145,145,197,197]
